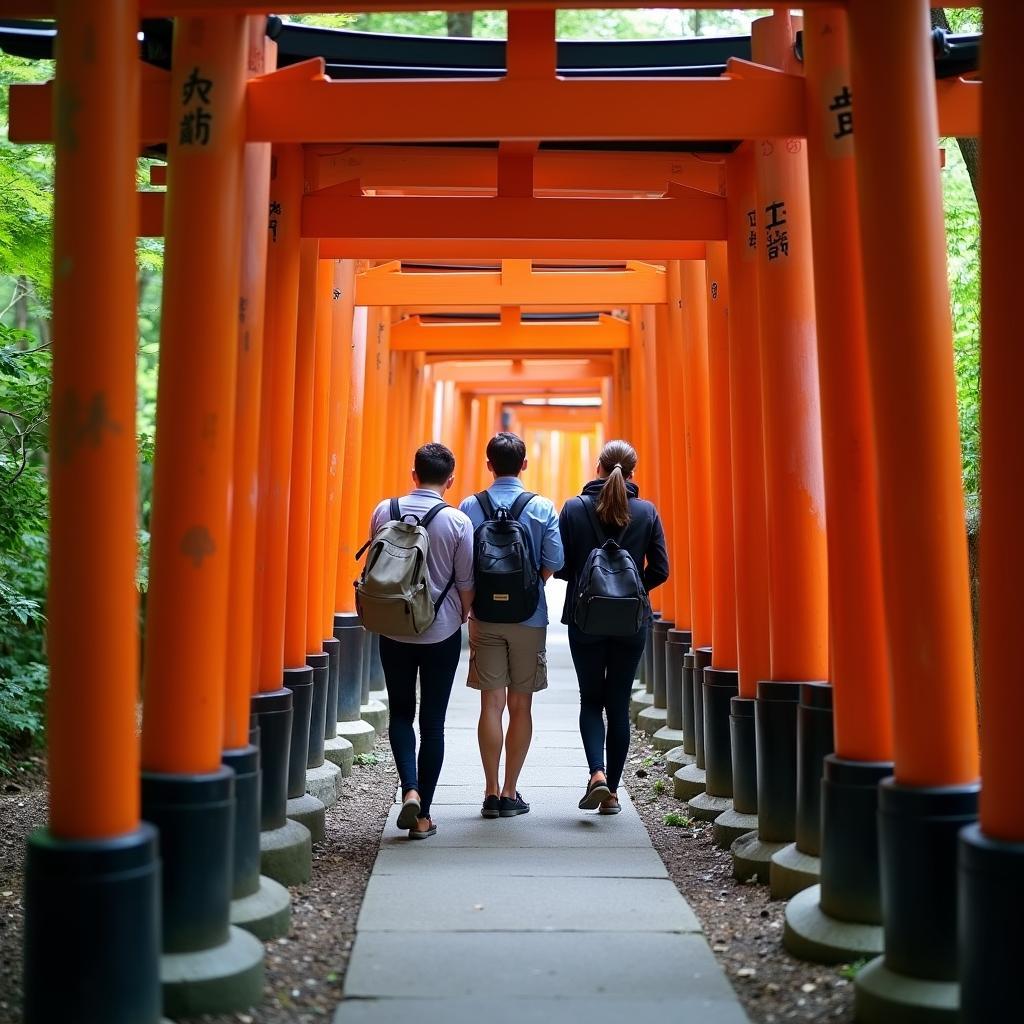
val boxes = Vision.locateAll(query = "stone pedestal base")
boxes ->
[335,718,376,755]
[305,760,342,808]
[360,698,388,733]
[731,829,790,883]
[160,926,264,1019]
[673,763,706,800]
[783,884,883,964]
[230,874,291,941]
[637,705,668,737]
[770,842,821,899]
[855,956,959,1024]
[713,807,759,850]
[286,793,326,844]
[369,688,389,710]
[259,819,312,886]
[324,735,355,775]
[652,726,685,752]
[630,690,654,722]
[687,792,732,822]
[665,745,695,774]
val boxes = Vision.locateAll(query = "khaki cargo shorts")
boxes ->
[467,618,549,694]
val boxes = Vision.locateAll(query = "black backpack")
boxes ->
[573,495,649,637]
[471,490,541,624]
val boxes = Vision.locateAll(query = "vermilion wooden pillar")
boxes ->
[959,5,1024,1018]
[783,5,894,966]
[139,14,264,1012]
[848,0,980,1017]
[22,3,160,1021]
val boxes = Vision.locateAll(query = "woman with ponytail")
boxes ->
[555,440,669,814]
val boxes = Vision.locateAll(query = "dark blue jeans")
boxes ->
[568,624,646,792]
[379,628,463,818]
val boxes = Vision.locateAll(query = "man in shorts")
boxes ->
[460,432,564,819]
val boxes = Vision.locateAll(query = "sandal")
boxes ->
[408,817,437,840]
[578,776,612,810]
[397,793,421,830]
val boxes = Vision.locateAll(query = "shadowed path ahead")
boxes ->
[334,593,749,1024]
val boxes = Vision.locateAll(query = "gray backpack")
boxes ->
[354,498,455,637]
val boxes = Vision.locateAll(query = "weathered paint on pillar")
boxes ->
[848,0,978,785]
[705,243,738,670]
[979,0,1024,842]
[752,13,829,684]
[47,0,140,837]
[725,146,771,701]
[142,16,249,773]
[305,258,335,655]
[679,261,714,651]
[225,21,274,749]
[322,260,355,634]
[335,305,367,613]
[803,7,892,762]
[254,144,303,690]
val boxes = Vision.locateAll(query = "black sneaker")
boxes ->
[481,794,501,819]
[499,792,530,817]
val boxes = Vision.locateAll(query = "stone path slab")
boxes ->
[334,596,747,1023]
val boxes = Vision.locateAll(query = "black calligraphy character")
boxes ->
[765,201,787,229]
[333,288,341,300]
[268,200,282,243]
[182,67,213,106]
[179,108,212,146]
[746,209,757,249]
[829,85,853,140]
[710,281,719,300]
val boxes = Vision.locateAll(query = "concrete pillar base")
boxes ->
[664,745,695,774]
[783,884,883,964]
[770,842,821,899]
[259,819,312,887]
[687,792,733,822]
[855,956,959,1024]
[305,759,342,808]
[335,718,376,755]
[713,808,759,850]
[230,874,291,941]
[160,925,264,1019]
[630,690,654,722]
[673,763,706,800]
[324,735,355,775]
[637,705,668,736]
[286,793,326,844]
[652,726,685,752]
[369,688,389,709]
[731,829,790,883]
[360,699,388,733]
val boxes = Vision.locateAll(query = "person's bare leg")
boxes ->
[501,690,534,798]
[478,688,506,797]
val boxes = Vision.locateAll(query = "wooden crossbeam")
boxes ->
[390,314,629,353]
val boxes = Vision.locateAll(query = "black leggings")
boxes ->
[379,629,463,818]
[568,624,647,792]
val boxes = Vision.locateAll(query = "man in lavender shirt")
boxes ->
[369,443,475,839]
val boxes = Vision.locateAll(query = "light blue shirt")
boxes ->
[460,477,564,628]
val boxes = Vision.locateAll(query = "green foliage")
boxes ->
[652,778,667,796]
[663,810,691,827]
[839,958,869,981]
[353,752,381,767]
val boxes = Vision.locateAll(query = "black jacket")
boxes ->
[555,479,670,627]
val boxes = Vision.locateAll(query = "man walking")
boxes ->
[364,443,475,839]
[460,432,564,819]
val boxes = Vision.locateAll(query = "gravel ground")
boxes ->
[0,740,397,1024]
[622,726,857,1024]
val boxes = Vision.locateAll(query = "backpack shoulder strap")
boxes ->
[475,491,496,520]
[389,497,402,522]
[419,499,449,530]
[579,495,608,544]
[509,491,536,521]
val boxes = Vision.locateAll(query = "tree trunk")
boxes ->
[446,12,473,37]
[930,8,980,200]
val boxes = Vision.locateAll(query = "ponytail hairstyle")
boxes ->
[595,439,638,529]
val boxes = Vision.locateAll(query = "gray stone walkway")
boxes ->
[334,607,749,1023]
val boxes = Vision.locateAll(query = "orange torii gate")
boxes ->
[8,3,1005,1024]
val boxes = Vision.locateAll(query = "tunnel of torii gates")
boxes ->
[1,0,1020,1022]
